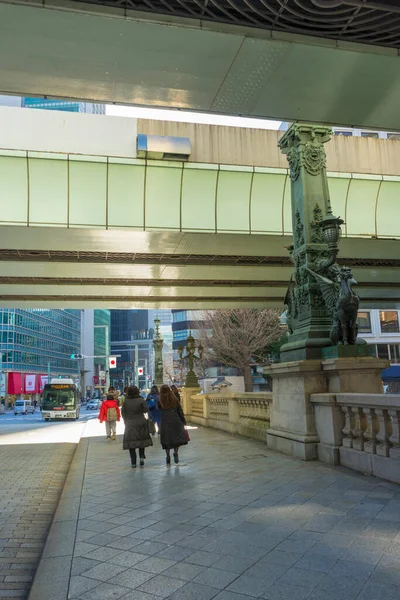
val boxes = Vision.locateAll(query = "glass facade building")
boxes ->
[172,310,205,349]
[93,309,111,371]
[110,310,153,387]
[0,308,81,376]
[22,98,105,114]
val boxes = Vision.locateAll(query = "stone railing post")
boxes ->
[342,405,355,448]
[181,387,201,417]
[363,407,379,454]
[351,406,366,451]
[203,395,210,421]
[228,395,240,425]
[310,394,344,465]
[389,409,400,459]
[375,408,392,457]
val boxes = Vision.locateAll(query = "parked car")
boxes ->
[86,400,100,411]
[14,400,35,415]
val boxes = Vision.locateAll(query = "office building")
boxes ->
[22,98,105,114]
[110,310,154,390]
[0,309,81,397]
[357,309,400,361]
[80,309,110,397]
[279,121,400,140]
[171,310,205,350]
[0,95,105,114]
[110,310,173,389]
[94,309,111,373]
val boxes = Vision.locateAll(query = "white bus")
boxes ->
[41,378,80,421]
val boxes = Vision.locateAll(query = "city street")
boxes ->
[0,409,97,445]
[0,410,104,600]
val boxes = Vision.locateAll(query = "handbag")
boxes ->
[148,418,156,435]
[184,428,190,442]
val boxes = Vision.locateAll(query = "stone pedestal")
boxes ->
[267,361,324,460]
[185,370,199,388]
[267,357,388,461]
[181,387,201,416]
[322,358,388,394]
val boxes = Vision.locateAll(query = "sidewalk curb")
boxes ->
[28,437,89,600]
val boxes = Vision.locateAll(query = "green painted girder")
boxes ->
[1,153,399,239]
[0,226,398,309]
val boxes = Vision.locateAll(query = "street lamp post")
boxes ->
[153,317,164,387]
[178,333,203,388]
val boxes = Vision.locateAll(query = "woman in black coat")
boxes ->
[159,384,188,465]
[121,385,153,468]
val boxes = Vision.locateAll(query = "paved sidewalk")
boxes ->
[44,421,400,600]
[0,443,76,600]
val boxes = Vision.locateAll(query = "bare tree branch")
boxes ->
[203,309,282,391]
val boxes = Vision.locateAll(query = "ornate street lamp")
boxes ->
[153,316,164,387]
[178,332,203,388]
[321,212,344,248]
[319,211,344,268]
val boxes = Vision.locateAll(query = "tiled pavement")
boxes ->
[68,425,400,600]
[0,443,76,600]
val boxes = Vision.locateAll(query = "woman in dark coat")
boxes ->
[159,384,188,465]
[121,386,153,468]
[146,385,161,431]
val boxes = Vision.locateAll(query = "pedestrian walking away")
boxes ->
[99,394,121,441]
[159,384,188,466]
[146,385,161,432]
[118,386,127,407]
[122,385,153,468]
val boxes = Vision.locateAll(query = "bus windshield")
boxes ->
[42,385,76,409]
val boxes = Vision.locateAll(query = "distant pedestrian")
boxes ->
[118,386,127,407]
[170,385,181,404]
[105,386,119,400]
[99,394,121,441]
[146,385,161,432]
[122,386,153,468]
[159,384,188,466]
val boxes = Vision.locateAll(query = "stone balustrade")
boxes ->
[311,392,400,484]
[185,392,272,441]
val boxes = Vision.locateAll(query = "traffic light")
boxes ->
[109,356,117,369]
[70,354,83,359]
[138,367,144,376]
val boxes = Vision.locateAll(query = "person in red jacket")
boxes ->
[99,394,121,441]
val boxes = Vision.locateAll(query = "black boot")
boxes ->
[166,454,171,466]
[173,452,179,464]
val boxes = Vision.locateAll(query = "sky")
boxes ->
[106,105,282,130]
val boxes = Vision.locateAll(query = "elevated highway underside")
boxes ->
[0,108,399,309]
[0,226,399,309]
[0,1,400,130]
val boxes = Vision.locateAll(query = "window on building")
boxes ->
[356,311,372,334]
[334,130,353,136]
[379,311,399,334]
[376,344,389,359]
[387,133,400,141]
[389,345,400,363]
[361,131,379,138]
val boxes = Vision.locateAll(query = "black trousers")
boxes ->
[129,448,145,464]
